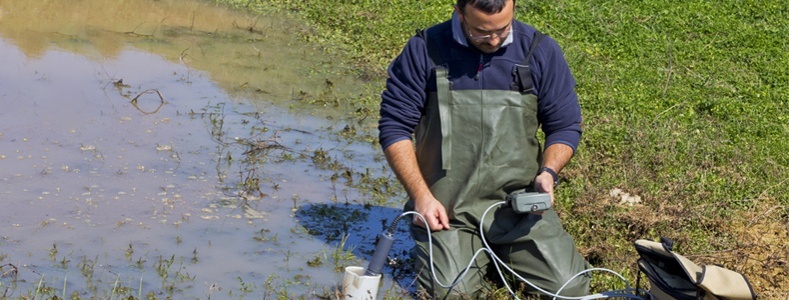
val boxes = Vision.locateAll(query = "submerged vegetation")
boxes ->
[217,0,789,298]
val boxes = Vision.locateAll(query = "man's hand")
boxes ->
[413,196,451,231]
[383,140,451,231]
[534,172,556,208]
[536,143,575,209]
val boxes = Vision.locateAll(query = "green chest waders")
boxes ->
[407,31,590,299]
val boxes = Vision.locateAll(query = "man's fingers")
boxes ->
[412,214,436,229]
[413,215,426,228]
[412,213,449,231]
[438,211,450,230]
[427,214,443,231]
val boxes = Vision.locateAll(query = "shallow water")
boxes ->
[0,1,411,298]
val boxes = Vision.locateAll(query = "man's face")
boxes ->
[457,0,514,53]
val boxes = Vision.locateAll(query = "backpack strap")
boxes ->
[660,236,676,251]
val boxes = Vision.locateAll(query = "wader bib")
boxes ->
[407,29,590,298]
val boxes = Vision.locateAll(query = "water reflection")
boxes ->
[0,0,398,298]
[0,0,363,106]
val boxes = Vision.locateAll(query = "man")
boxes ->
[378,0,589,298]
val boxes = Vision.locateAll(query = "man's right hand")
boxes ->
[413,196,451,231]
[383,140,450,231]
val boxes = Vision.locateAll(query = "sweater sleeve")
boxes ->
[534,37,583,152]
[378,36,432,150]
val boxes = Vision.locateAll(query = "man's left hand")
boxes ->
[534,172,555,208]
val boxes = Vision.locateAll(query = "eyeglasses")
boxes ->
[464,21,512,41]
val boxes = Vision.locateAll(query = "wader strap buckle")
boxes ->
[513,31,546,94]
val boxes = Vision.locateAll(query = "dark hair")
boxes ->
[456,0,514,14]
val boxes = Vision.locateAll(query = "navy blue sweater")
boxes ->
[379,16,582,152]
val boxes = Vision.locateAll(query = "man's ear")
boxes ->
[454,5,464,22]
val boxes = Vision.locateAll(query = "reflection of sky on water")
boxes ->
[0,35,340,298]
[0,2,406,296]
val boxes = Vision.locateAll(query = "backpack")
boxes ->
[634,237,757,300]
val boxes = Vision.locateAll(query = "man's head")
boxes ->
[456,0,515,53]
[456,0,515,14]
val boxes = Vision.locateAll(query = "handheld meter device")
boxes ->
[506,191,551,214]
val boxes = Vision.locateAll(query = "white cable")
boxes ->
[478,202,637,299]
[555,268,630,298]
[579,289,652,299]
[400,211,491,289]
[397,202,647,299]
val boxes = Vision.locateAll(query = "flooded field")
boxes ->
[0,0,411,299]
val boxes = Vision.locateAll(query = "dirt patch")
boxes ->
[723,197,789,298]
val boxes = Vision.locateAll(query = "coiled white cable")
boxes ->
[396,202,650,300]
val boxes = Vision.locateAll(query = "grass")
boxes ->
[216,0,789,298]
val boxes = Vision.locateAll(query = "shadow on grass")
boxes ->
[294,203,417,291]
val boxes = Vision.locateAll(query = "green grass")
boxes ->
[217,0,788,298]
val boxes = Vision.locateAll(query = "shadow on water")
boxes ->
[295,203,417,293]
[0,0,407,299]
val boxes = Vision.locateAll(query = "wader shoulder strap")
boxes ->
[416,27,445,68]
[416,27,452,170]
[514,31,546,95]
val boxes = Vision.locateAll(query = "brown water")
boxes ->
[0,1,411,298]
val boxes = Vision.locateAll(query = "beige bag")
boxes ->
[634,237,757,300]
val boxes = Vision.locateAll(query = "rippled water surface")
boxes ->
[0,1,410,298]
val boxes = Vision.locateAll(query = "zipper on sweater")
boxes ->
[475,54,483,80]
